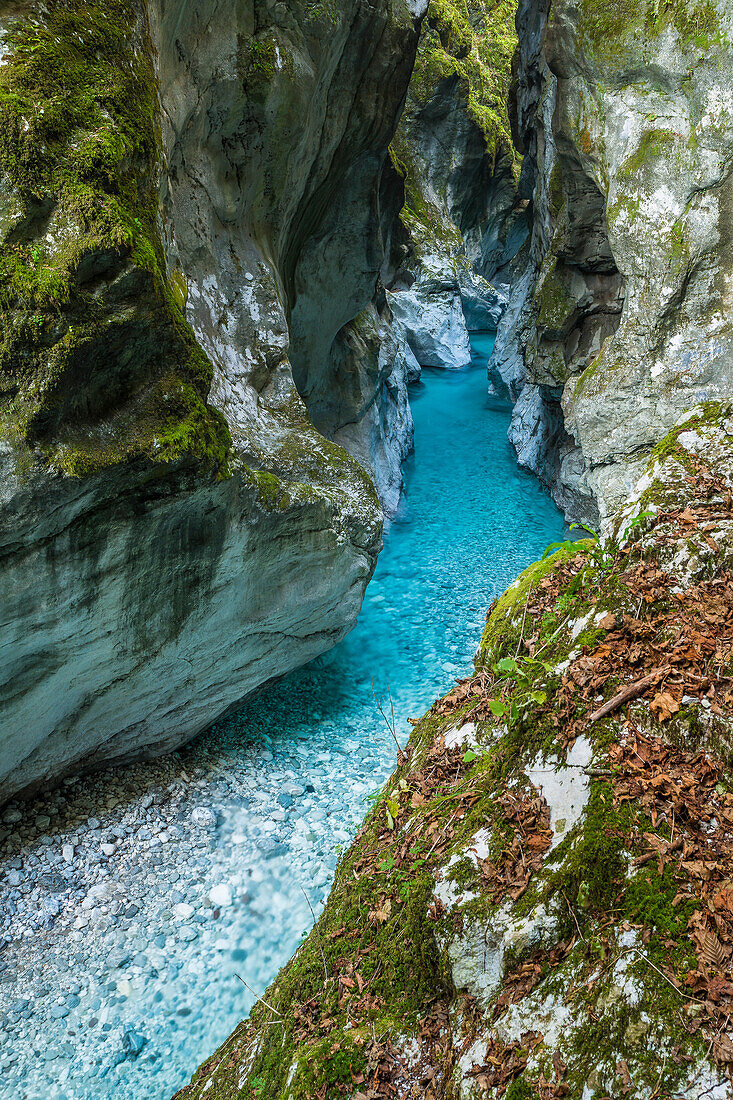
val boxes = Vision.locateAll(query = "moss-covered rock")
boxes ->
[492,0,733,529]
[387,0,521,297]
[0,0,429,801]
[0,0,230,474]
[175,406,733,1099]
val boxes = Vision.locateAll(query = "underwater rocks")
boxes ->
[0,712,393,1098]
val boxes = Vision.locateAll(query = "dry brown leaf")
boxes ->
[650,690,681,721]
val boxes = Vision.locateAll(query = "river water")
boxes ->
[0,334,564,1099]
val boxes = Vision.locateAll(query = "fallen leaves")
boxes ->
[649,690,681,722]
[608,729,733,1073]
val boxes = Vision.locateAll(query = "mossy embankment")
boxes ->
[175,403,733,1099]
[0,0,230,477]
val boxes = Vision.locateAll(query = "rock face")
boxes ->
[173,4,733,1098]
[387,280,471,369]
[0,0,427,802]
[384,0,521,375]
[298,0,522,514]
[493,0,733,526]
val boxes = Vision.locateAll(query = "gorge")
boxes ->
[1,0,733,1098]
[0,338,564,1099]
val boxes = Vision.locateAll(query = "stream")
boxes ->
[0,333,565,1099]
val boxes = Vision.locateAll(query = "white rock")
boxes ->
[387,285,471,370]
[192,807,217,829]
[208,884,232,908]
[444,722,478,750]
[527,736,592,849]
[173,903,194,920]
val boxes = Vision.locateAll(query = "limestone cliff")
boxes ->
[0,0,426,802]
[386,0,521,369]
[173,3,733,1098]
[298,0,522,516]
[493,0,733,527]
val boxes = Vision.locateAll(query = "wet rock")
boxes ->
[387,285,471,370]
[121,1029,147,1059]
[191,807,217,830]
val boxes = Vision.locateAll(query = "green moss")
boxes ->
[549,781,636,913]
[505,1077,536,1100]
[573,340,626,399]
[577,0,727,64]
[619,128,678,179]
[625,865,698,972]
[392,0,520,265]
[477,542,590,668]
[0,0,230,477]
[535,263,576,334]
[216,808,444,1097]
[650,401,727,463]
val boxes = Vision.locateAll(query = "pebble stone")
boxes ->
[0,710,397,1100]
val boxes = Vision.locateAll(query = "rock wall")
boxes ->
[493,0,733,527]
[386,0,522,368]
[0,0,426,802]
[300,0,523,516]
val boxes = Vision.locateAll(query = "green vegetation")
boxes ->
[535,261,576,334]
[618,128,678,179]
[0,0,230,476]
[550,780,636,912]
[578,0,727,63]
[389,0,520,265]
[411,0,519,164]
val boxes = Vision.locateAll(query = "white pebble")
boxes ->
[208,884,232,908]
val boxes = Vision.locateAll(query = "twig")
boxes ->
[530,613,573,662]
[628,946,704,1004]
[515,584,532,657]
[234,974,282,1016]
[561,889,585,942]
[372,680,402,754]
[649,1054,668,1100]
[299,886,328,980]
[589,665,671,724]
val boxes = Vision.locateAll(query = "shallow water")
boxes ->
[0,334,565,1099]
[242,333,565,776]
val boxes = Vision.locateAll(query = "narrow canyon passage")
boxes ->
[0,337,564,1100]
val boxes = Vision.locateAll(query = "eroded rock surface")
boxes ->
[493,0,733,526]
[0,0,426,801]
